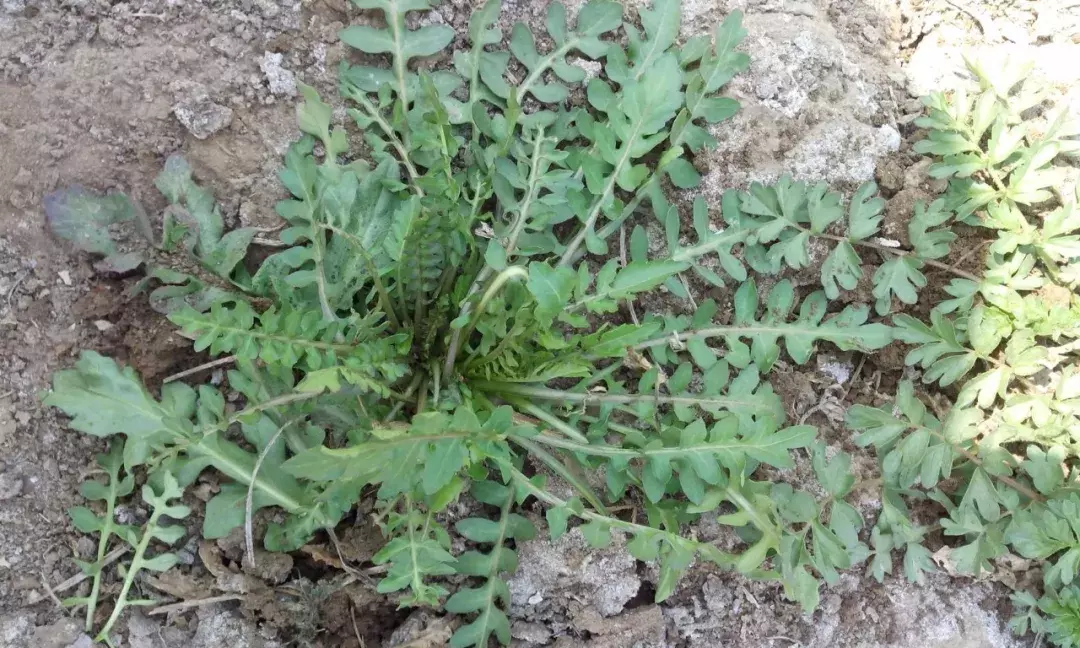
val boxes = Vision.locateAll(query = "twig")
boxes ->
[327,527,375,586]
[924,422,1044,503]
[943,0,1000,41]
[52,546,129,594]
[839,355,867,403]
[819,233,982,282]
[350,601,367,647]
[147,594,242,616]
[163,355,237,384]
[6,271,27,309]
[244,417,304,568]
[40,570,65,610]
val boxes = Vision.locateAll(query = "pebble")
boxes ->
[173,98,234,140]
[260,51,297,96]
[0,472,23,500]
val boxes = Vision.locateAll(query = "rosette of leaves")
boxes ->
[45,1,906,645]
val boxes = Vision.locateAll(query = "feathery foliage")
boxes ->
[847,56,1080,646]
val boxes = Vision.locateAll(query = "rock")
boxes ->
[508,527,640,620]
[564,606,666,648]
[876,156,906,193]
[191,605,282,648]
[29,619,82,648]
[385,611,453,647]
[0,611,34,648]
[260,52,296,97]
[173,98,234,140]
[785,121,901,185]
[243,550,293,585]
[511,620,553,645]
[700,11,900,192]
[1,0,25,15]
[0,472,22,500]
[907,34,1080,98]
[63,636,92,648]
[126,610,161,648]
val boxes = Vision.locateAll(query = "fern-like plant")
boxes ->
[42,0,937,644]
[845,57,1080,646]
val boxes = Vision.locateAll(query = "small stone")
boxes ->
[58,270,72,286]
[260,52,297,97]
[65,636,93,648]
[511,621,552,644]
[93,319,114,331]
[173,98,234,140]
[244,550,293,584]
[876,158,905,193]
[75,536,96,559]
[0,472,23,500]
[31,617,83,647]
[253,0,279,18]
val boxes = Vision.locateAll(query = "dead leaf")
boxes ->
[930,546,974,578]
[300,544,342,570]
[146,570,213,600]
[198,541,228,579]
[623,348,653,372]
[198,540,265,594]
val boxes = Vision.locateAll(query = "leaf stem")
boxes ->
[920,422,1044,503]
[517,41,575,107]
[244,416,305,569]
[347,92,423,196]
[476,380,773,413]
[94,509,164,642]
[558,119,648,267]
[817,232,982,282]
[509,435,610,514]
[502,462,738,565]
[503,128,547,260]
[627,322,881,354]
[512,430,785,460]
[511,400,589,443]
[388,0,412,151]
[84,461,122,632]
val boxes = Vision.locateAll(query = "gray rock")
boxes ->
[29,619,82,648]
[0,471,21,500]
[700,11,900,193]
[173,99,234,140]
[1,0,25,15]
[191,605,282,648]
[260,52,296,97]
[0,612,33,648]
[508,527,640,619]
